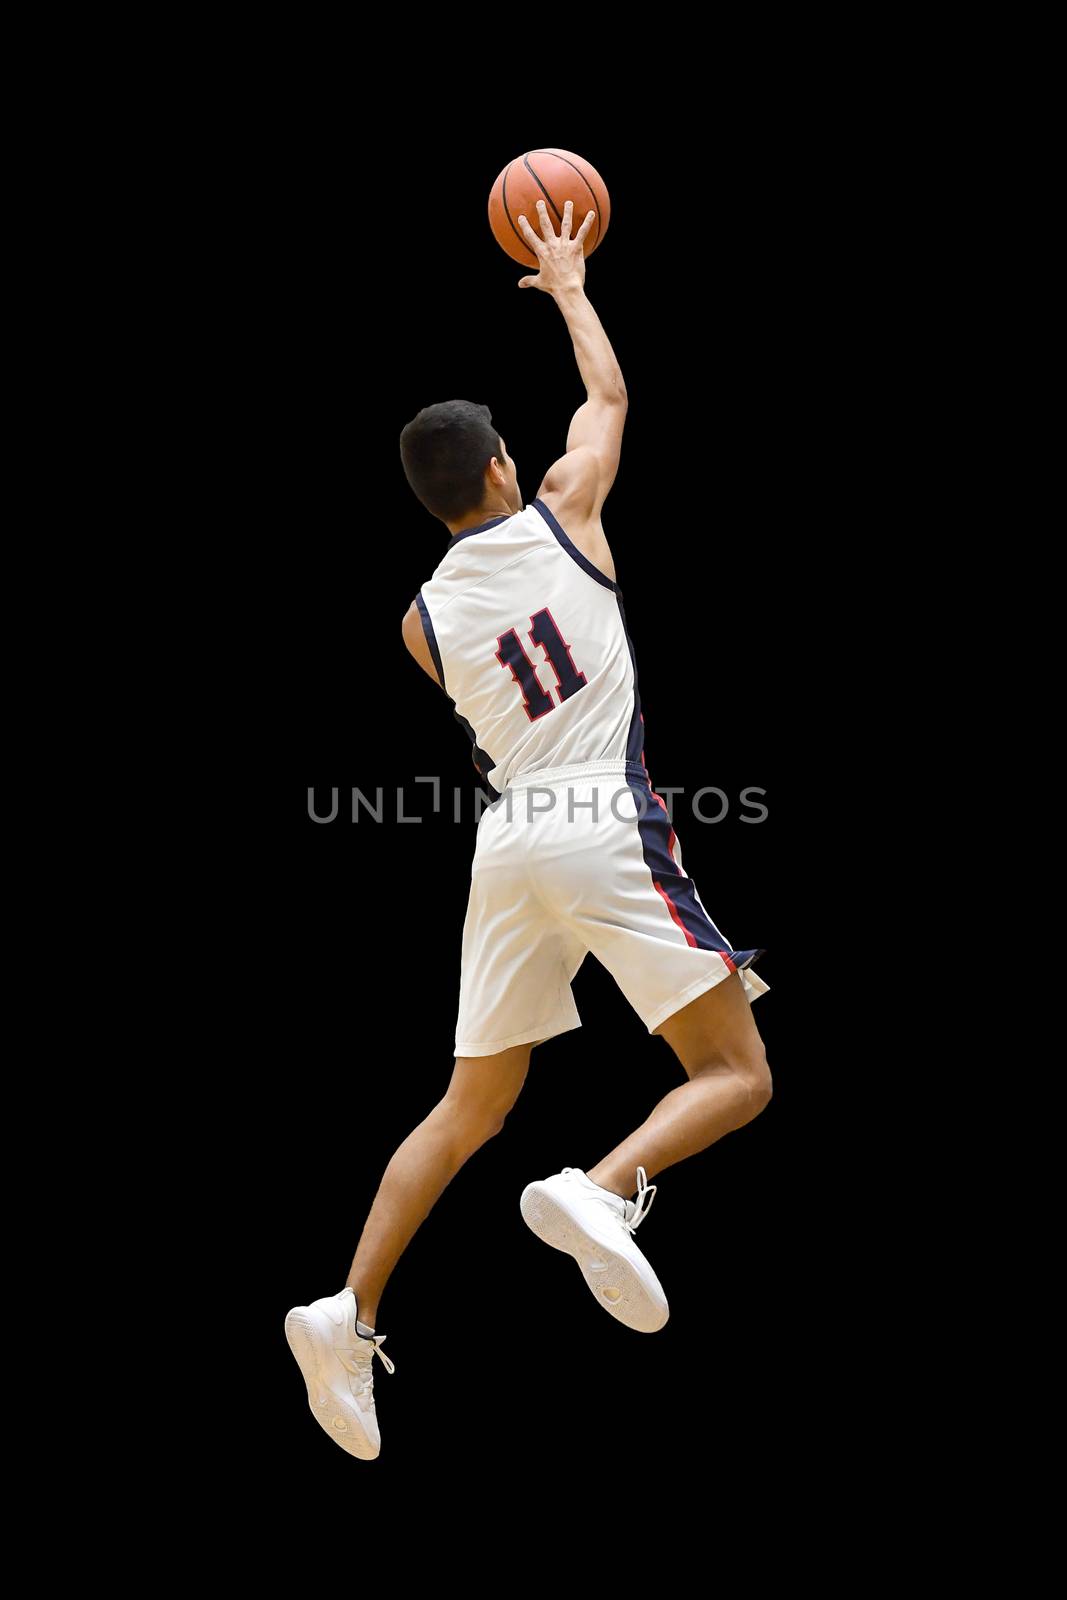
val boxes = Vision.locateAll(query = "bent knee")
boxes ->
[722,1047,773,1106]
[445,1046,529,1139]
[749,1067,773,1107]
[442,1089,514,1140]
[690,1044,772,1101]
[745,1052,773,1105]
[476,1102,513,1137]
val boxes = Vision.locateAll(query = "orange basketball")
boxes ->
[488,149,611,269]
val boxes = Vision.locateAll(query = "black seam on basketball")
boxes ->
[523,155,564,225]
[501,161,536,264]
[525,151,602,249]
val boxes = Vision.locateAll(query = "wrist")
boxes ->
[553,283,587,306]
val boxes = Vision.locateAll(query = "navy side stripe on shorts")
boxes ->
[627,773,739,955]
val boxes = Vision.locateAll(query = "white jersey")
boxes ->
[416,497,644,797]
[416,499,771,1055]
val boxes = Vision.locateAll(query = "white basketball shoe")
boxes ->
[284,1287,396,1459]
[519,1165,668,1332]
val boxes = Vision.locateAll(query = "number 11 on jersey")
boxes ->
[496,605,588,722]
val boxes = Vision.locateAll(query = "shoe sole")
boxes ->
[283,1307,380,1459]
[519,1182,669,1332]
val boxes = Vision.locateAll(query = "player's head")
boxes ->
[399,400,521,535]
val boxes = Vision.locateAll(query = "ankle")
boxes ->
[347,1287,379,1329]
[584,1171,628,1201]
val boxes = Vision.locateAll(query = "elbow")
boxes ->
[585,381,627,408]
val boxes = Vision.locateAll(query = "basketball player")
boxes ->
[285,198,772,1460]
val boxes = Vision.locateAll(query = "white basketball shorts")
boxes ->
[454,758,769,1057]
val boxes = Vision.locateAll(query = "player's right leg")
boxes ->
[585,970,773,1198]
[527,769,773,1194]
[516,765,773,1332]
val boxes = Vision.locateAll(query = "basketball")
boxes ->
[488,149,611,269]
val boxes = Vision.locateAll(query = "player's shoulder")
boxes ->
[530,493,618,590]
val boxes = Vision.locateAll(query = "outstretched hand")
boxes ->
[516,199,596,295]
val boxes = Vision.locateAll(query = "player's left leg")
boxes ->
[345,1043,533,1327]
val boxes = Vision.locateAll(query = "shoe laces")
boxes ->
[560,1165,658,1234]
[626,1166,657,1232]
[337,1329,396,1395]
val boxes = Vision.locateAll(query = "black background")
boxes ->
[215,96,890,1526]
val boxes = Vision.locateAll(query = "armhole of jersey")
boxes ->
[415,589,447,694]
[530,497,620,594]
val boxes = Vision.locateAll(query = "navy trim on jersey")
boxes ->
[416,590,446,694]
[448,512,512,546]
[452,706,501,802]
[531,498,620,593]
[615,590,645,765]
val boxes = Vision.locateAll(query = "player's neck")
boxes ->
[448,504,513,540]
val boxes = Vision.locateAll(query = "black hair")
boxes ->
[399,400,505,523]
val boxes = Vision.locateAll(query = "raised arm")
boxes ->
[516,200,628,559]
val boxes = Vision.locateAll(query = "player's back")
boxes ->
[416,497,644,797]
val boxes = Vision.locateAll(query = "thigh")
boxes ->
[454,826,588,1059]
[653,969,770,1091]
